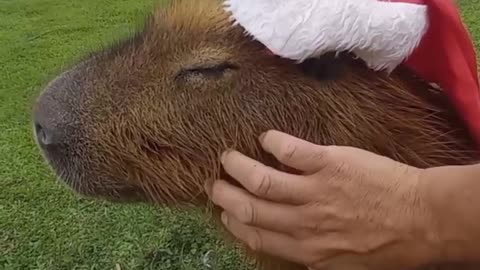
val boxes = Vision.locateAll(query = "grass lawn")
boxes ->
[1,0,480,269]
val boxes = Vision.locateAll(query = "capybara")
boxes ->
[32,0,480,269]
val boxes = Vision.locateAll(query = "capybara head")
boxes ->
[33,0,480,269]
[33,0,480,208]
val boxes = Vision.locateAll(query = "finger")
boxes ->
[221,150,314,204]
[209,180,304,234]
[220,212,311,266]
[259,130,331,174]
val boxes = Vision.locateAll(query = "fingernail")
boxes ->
[221,212,228,225]
[204,179,214,198]
[259,132,267,143]
[221,149,233,164]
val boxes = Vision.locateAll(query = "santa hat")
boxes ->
[224,0,480,148]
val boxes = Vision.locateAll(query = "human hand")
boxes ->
[205,130,441,270]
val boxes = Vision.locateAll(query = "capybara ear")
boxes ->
[296,52,347,82]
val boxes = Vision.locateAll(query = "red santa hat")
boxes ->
[224,0,480,148]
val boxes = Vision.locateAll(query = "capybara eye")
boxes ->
[175,62,239,81]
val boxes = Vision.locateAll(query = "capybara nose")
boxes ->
[33,71,80,149]
[33,101,66,148]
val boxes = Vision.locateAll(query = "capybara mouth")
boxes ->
[32,68,148,204]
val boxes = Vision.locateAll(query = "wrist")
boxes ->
[417,164,480,263]
[400,167,445,266]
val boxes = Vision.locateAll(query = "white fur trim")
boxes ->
[224,0,429,72]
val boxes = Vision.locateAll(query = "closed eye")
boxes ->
[175,62,239,80]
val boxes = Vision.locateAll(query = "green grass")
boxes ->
[1,0,480,269]
[0,0,251,269]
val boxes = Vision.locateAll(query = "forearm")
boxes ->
[419,163,480,262]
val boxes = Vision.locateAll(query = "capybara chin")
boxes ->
[32,0,480,269]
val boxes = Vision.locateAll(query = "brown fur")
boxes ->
[33,0,480,269]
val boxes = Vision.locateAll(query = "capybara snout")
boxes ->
[33,64,147,202]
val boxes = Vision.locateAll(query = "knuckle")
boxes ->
[278,142,298,163]
[301,210,323,235]
[310,146,332,163]
[299,205,339,236]
[294,208,317,237]
[302,221,323,237]
[330,161,350,179]
[250,166,273,196]
[236,200,256,224]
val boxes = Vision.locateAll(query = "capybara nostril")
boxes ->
[33,92,67,148]
[34,122,54,146]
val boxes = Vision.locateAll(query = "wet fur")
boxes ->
[34,0,480,269]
